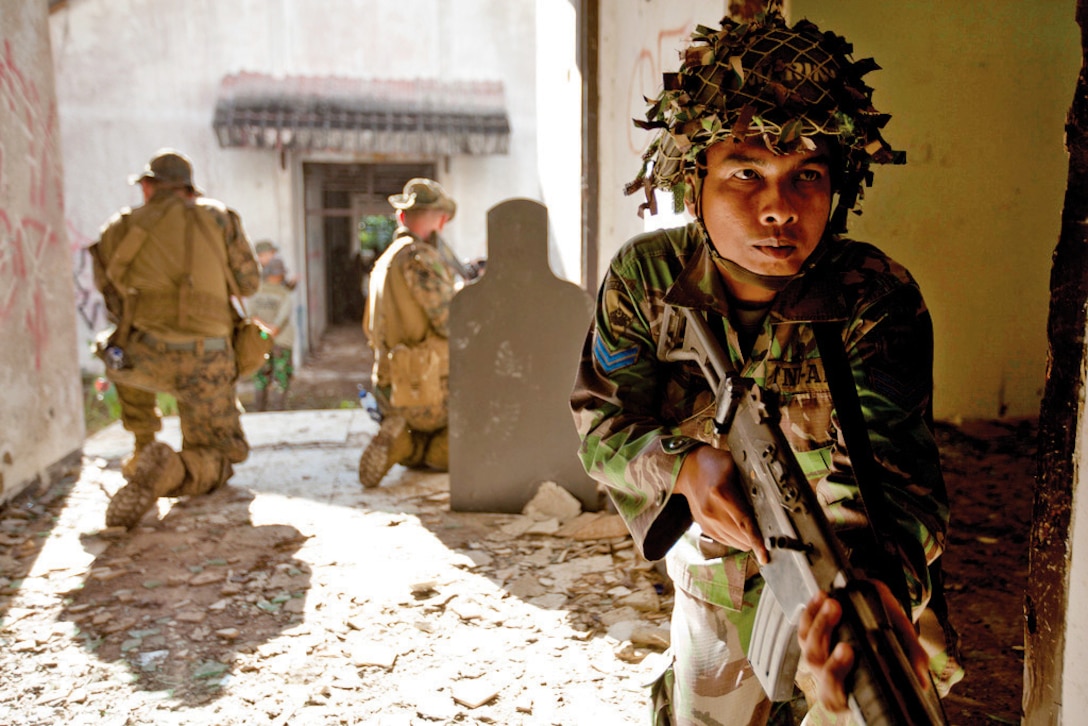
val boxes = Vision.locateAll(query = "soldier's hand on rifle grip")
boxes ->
[798,582,933,715]
[673,444,768,564]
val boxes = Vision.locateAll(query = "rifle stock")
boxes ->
[657,305,947,726]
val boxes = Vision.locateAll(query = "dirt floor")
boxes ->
[234,325,373,413]
[2,324,1031,724]
[936,418,1032,725]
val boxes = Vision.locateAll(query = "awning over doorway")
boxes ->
[212,73,510,155]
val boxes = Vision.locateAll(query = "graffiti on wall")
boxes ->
[69,222,109,332]
[0,38,65,371]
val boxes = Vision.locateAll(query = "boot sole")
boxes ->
[357,441,389,488]
[105,483,158,529]
[105,441,180,529]
[358,417,409,488]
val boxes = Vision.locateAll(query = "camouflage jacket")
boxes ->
[364,229,464,388]
[571,223,949,620]
[248,281,295,349]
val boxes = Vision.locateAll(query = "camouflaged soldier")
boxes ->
[358,178,465,488]
[91,149,260,529]
[249,246,296,411]
[571,8,961,724]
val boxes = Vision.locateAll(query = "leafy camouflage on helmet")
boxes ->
[626,10,905,229]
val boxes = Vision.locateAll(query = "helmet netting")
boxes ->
[626,10,904,231]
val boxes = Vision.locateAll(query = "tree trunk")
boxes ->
[1024,2,1088,723]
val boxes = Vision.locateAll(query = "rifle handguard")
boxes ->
[658,306,948,725]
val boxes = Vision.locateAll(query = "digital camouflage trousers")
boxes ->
[106,335,249,497]
[650,533,854,726]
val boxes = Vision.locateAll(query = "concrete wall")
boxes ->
[596,0,726,257]
[48,0,1082,419]
[794,0,1078,422]
[50,0,581,368]
[536,0,583,283]
[0,2,84,503]
[596,0,1079,421]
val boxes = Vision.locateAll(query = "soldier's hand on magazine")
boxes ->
[798,581,932,714]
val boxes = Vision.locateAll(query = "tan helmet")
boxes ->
[627,8,904,232]
[388,178,457,221]
[128,148,203,194]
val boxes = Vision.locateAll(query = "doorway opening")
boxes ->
[302,161,437,345]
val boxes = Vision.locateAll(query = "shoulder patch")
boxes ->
[593,333,639,373]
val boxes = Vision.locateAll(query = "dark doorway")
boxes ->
[304,161,437,329]
[323,189,359,324]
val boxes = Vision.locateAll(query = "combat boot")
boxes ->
[105,442,185,529]
[120,434,157,479]
[358,414,414,488]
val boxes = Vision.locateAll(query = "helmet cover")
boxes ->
[626,9,904,230]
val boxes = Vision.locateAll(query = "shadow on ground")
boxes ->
[59,487,310,705]
[0,473,79,622]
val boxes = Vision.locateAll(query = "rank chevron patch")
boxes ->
[593,333,638,373]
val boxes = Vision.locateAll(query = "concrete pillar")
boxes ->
[0,2,84,503]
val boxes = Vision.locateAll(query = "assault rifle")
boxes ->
[657,305,948,726]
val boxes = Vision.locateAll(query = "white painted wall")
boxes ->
[49,0,575,367]
[536,0,582,281]
[596,0,726,266]
[0,2,84,503]
[50,0,1082,419]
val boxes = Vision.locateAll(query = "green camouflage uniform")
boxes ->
[249,279,295,408]
[571,223,959,724]
[93,190,260,494]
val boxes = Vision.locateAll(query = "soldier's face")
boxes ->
[699,138,832,299]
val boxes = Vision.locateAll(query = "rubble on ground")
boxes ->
[0,422,671,725]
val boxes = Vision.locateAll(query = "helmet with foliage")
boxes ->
[626,7,904,232]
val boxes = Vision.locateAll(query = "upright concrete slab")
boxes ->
[0,2,84,503]
[449,199,597,513]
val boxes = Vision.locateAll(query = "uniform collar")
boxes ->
[664,226,849,323]
[662,227,732,317]
[767,238,850,323]
[146,189,189,206]
[396,226,439,248]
